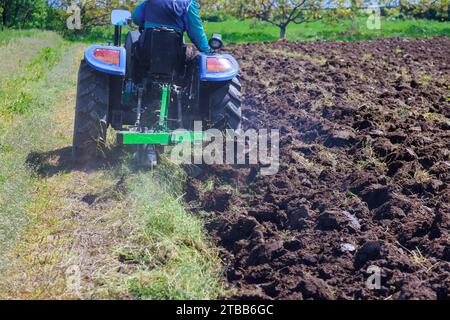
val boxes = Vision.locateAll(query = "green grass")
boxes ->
[0,29,43,45]
[202,17,449,43]
[0,47,60,116]
[63,25,134,44]
[121,163,225,300]
[91,160,226,300]
[0,33,66,269]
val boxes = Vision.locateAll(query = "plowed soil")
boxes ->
[187,38,450,300]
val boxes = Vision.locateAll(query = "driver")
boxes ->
[132,0,211,54]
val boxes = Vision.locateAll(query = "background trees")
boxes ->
[0,0,139,31]
[387,0,449,20]
[0,0,448,36]
[0,0,49,29]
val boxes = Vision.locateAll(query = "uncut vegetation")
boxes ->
[0,34,64,266]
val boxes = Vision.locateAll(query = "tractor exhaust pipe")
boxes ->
[114,25,122,47]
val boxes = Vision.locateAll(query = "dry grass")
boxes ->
[357,142,388,173]
[396,241,440,274]
[413,169,431,183]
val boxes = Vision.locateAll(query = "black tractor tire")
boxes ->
[72,60,110,164]
[208,76,242,131]
[125,30,141,80]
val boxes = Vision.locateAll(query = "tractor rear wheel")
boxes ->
[208,77,242,131]
[72,60,110,164]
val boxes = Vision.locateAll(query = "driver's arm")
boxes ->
[186,0,211,53]
[131,0,146,28]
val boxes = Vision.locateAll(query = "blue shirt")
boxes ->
[132,0,211,53]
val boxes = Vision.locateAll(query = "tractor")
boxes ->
[72,9,242,167]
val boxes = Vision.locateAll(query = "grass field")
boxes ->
[204,17,450,43]
[0,30,224,299]
[0,29,41,45]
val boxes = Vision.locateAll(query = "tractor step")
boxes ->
[117,131,205,145]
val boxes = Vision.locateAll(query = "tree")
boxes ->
[0,0,140,31]
[330,0,376,34]
[223,0,323,39]
[349,0,363,33]
[394,0,449,21]
[0,0,46,28]
[57,0,138,30]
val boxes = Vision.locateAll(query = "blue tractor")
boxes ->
[72,9,242,167]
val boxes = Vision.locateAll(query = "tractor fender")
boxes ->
[85,45,126,76]
[199,53,239,82]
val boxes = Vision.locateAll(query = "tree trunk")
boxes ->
[350,0,359,35]
[280,25,287,40]
[2,7,8,29]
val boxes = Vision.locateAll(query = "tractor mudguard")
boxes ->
[85,45,126,76]
[199,53,239,82]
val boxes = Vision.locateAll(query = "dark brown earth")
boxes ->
[187,37,450,300]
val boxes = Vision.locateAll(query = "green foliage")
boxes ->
[386,0,449,21]
[202,12,230,22]
[0,0,50,29]
[1,0,136,31]
[59,0,136,38]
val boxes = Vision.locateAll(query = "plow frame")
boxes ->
[117,130,205,145]
[116,83,205,146]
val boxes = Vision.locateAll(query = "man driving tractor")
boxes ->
[131,0,211,54]
[72,3,241,167]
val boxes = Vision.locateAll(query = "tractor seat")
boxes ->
[138,27,185,78]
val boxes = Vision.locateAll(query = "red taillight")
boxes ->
[93,49,120,66]
[206,57,233,73]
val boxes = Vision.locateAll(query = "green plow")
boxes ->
[117,84,204,146]
[117,130,205,145]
